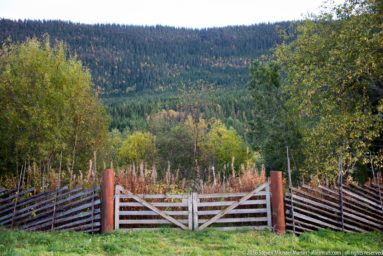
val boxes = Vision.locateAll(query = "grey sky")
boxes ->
[0,0,343,28]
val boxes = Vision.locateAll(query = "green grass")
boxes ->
[0,227,382,255]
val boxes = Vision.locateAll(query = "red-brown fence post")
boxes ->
[101,168,114,234]
[270,171,285,234]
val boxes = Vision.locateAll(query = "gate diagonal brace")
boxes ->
[117,185,188,230]
[197,182,269,231]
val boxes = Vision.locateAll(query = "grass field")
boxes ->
[0,227,382,255]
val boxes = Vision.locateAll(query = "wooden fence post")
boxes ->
[270,171,285,234]
[101,168,114,234]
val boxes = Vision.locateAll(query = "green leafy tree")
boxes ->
[0,37,109,174]
[203,121,248,174]
[119,131,157,166]
[275,0,383,179]
[156,125,194,175]
[248,60,302,174]
[105,129,123,168]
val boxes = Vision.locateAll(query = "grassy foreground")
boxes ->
[0,227,382,256]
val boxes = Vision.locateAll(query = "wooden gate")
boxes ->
[115,185,192,231]
[194,182,271,231]
[114,182,272,231]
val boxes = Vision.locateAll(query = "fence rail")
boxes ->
[285,183,383,235]
[0,186,101,233]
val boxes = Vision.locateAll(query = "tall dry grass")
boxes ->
[1,159,268,194]
[115,162,267,194]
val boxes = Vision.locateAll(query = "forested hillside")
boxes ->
[0,19,289,96]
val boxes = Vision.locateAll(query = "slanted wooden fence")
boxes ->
[285,183,383,235]
[114,182,272,231]
[0,186,101,233]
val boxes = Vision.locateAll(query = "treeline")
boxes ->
[0,19,290,96]
[104,88,256,145]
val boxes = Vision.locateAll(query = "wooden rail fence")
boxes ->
[285,183,383,235]
[0,186,101,233]
[114,182,272,231]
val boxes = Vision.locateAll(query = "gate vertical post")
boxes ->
[101,168,115,234]
[114,186,120,230]
[270,171,285,234]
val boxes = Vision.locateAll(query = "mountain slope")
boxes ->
[0,19,289,96]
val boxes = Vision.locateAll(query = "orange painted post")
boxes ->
[270,171,285,234]
[101,168,114,234]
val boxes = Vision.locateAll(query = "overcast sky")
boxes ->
[0,0,344,29]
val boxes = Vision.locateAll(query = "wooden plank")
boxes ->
[320,184,381,211]
[285,197,371,233]
[294,212,341,231]
[342,188,381,208]
[318,185,383,218]
[4,204,54,225]
[290,193,383,230]
[187,192,192,230]
[119,228,180,231]
[56,187,83,199]
[0,188,19,198]
[0,190,43,213]
[193,192,198,231]
[119,219,189,225]
[55,187,100,208]
[197,192,268,199]
[16,188,84,226]
[265,184,272,230]
[285,196,339,219]
[119,202,187,207]
[28,210,100,231]
[291,188,383,227]
[56,194,99,212]
[198,208,267,216]
[289,193,340,214]
[364,184,383,194]
[114,185,186,199]
[11,187,68,215]
[209,226,269,231]
[119,210,189,216]
[0,188,5,194]
[310,185,383,220]
[119,186,188,230]
[198,182,268,231]
[11,193,99,225]
[0,187,67,214]
[34,209,102,231]
[24,215,54,231]
[291,205,343,231]
[349,184,381,199]
[54,209,101,225]
[11,187,72,216]
[0,187,34,204]
[197,200,266,207]
[55,199,101,219]
[119,194,187,199]
[198,217,268,224]
[1,206,51,226]
[285,197,365,232]
[344,185,381,204]
[55,215,101,230]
